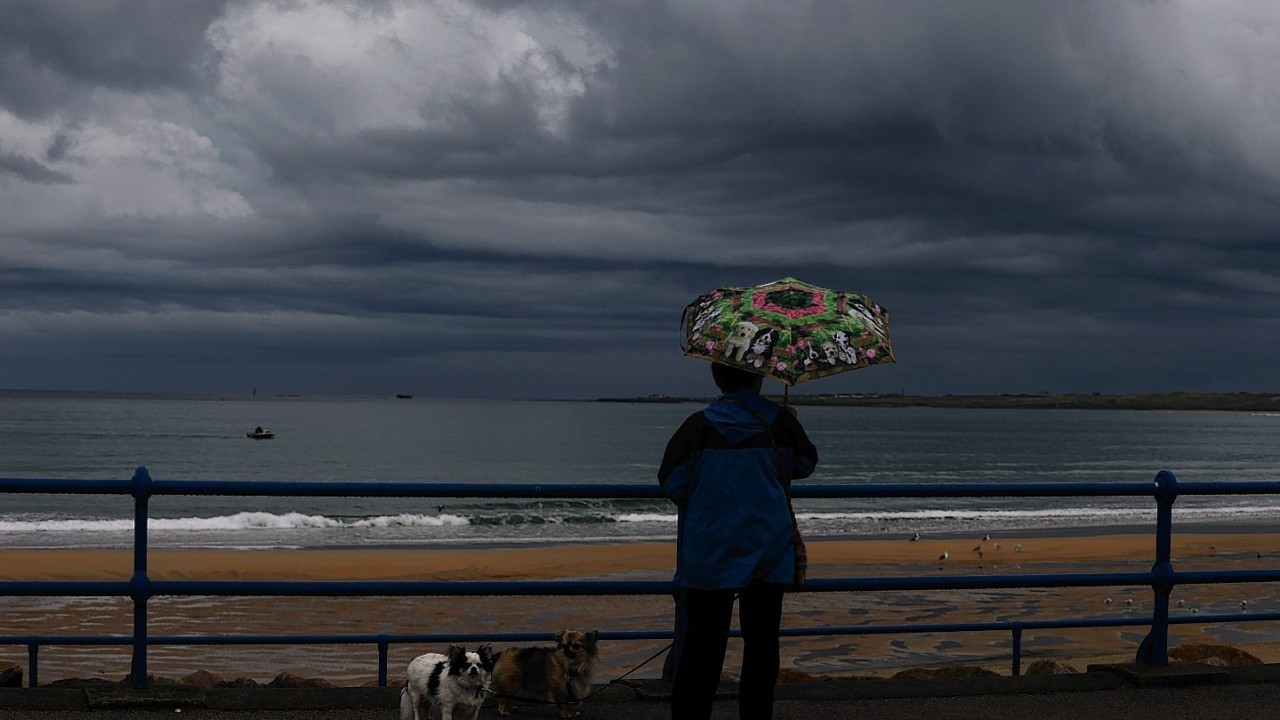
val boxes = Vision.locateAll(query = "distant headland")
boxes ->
[597,391,1280,412]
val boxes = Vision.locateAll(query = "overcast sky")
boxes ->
[2,0,1279,399]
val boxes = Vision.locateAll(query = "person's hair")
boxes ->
[711,362,762,393]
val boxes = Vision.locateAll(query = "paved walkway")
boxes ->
[4,664,1280,720]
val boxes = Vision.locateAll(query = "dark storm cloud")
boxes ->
[0,149,72,183]
[0,0,228,96]
[1,0,1278,397]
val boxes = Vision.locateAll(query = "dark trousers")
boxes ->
[670,583,785,720]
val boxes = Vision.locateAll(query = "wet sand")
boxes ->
[3,532,1279,685]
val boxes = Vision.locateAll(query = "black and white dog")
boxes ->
[400,644,495,720]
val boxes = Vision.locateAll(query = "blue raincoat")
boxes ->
[658,390,818,589]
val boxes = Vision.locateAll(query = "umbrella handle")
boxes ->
[781,384,798,416]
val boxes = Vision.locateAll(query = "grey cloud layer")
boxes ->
[1,0,1278,397]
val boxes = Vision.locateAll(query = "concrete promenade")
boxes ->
[5,663,1280,720]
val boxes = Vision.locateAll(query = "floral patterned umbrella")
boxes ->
[680,277,894,388]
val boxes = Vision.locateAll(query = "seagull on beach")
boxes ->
[1104,597,1113,605]
[1014,544,1022,552]
[939,551,949,561]
[983,534,991,541]
[910,532,921,542]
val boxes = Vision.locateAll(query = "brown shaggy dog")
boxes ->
[492,629,599,718]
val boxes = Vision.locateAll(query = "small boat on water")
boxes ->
[247,426,275,439]
[395,393,413,399]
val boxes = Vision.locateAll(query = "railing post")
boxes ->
[1011,625,1022,677]
[130,466,153,689]
[378,637,390,687]
[27,642,38,688]
[1137,469,1177,666]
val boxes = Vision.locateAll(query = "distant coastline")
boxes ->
[598,391,1280,412]
[2,388,1277,411]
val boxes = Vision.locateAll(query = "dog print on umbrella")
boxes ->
[680,277,894,387]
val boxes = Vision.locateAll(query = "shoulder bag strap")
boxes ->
[718,395,790,486]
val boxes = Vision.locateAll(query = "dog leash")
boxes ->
[610,640,674,684]
[591,589,750,687]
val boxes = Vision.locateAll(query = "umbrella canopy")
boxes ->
[680,277,894,387]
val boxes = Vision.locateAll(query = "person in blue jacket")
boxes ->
[658,361,818,720]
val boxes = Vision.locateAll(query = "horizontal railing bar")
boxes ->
[1173,569,1280,584]
[0,631,678,647]
[0,580,672,597]
[0,478,134,493]
[143,580,675,596]
[3,477,1278,499]
[1167,481,1280,495]
[785,612,1280,636]
[9,612,1280,650]
[796,482,1159,498]
[0,573,1156,598]
[0,582,135,596]
[146,481,666,498]
[800,573,1154,591]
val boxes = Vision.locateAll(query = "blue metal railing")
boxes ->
[2,467,1279,688]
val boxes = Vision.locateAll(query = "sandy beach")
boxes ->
[3,531,1279,685]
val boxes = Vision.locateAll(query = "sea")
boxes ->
[2,393,1279,551]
